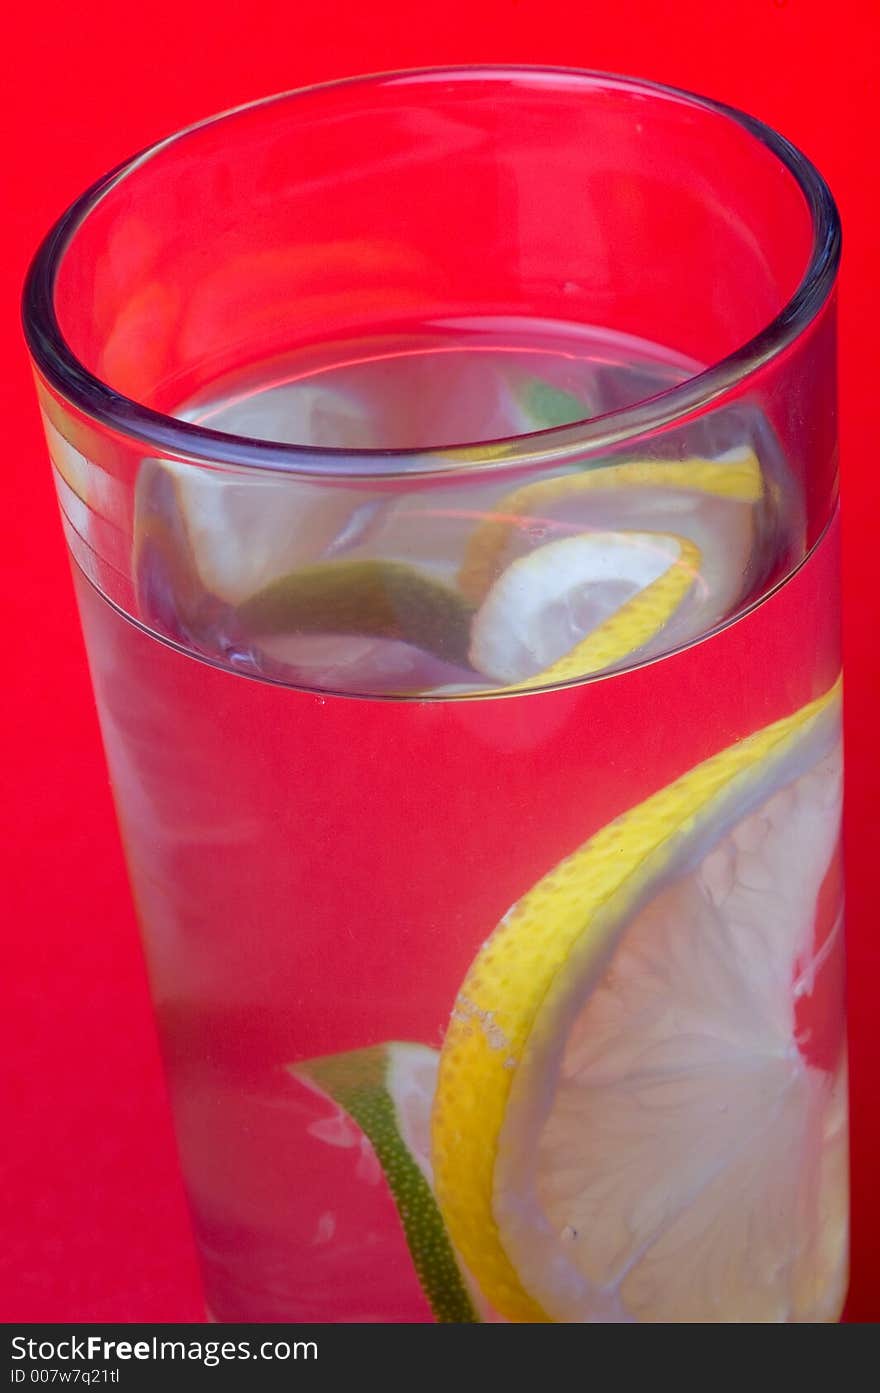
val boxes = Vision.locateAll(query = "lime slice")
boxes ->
[291,1043,480,1323]
[432,680,846,1322]
[251,632,478,696]
[468,531,700,687]
[143,367,590,604]
[134,455,477,675]
[458,447,763,615]
[237,559,475,668]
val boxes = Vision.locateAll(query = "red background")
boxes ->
[2,0,878,1323]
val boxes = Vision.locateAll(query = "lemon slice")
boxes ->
[292,1043,480,1323]
[431,681,846,1322]
[469,531,700,687]
[458,448,763,634]
[133,438,766,693]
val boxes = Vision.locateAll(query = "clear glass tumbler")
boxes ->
[24,67,845,1323]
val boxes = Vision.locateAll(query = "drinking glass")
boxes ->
[24,67,845,1323]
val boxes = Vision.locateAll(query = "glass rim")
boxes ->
[22,63,841,481]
